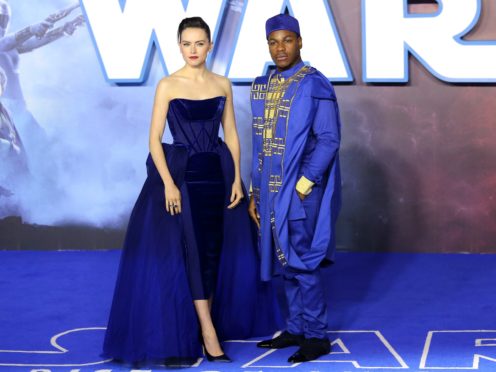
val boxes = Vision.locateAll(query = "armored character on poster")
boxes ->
[0,1,84,159]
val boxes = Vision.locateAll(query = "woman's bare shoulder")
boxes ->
[210,72,231,85]
[155,75,184,98]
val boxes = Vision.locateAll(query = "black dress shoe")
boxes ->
[287,337,331,363]
[257,331,304,349]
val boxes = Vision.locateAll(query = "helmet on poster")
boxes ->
[0,0,11,38]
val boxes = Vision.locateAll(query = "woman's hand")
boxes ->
[164,182,181,215]
[227,181,244,209]
[248,195,260,229]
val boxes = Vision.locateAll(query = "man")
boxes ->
[249,13,342,363]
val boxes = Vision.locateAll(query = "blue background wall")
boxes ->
[1,0,495,252]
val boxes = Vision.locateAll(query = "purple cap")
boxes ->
[265,13,300,39]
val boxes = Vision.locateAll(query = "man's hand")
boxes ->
[248,195,260,229]
[297,190,306,201]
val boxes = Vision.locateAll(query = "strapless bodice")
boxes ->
[167,96,226,155]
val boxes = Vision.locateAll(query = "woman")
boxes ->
[102,17,281,366]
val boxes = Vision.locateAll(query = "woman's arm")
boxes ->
[148,78,182,215]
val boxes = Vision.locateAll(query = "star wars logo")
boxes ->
[2,329,496,370]
[80,0,496,83]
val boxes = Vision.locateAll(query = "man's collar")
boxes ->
[274,60,305,80]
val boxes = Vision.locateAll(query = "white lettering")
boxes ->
[81,0,496,83]
[363,0,496,82]
[420,330,496,369]
[80,0,224,82]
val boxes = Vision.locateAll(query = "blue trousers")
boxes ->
[283,183,328,339]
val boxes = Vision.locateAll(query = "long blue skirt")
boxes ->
[102,144,282,364]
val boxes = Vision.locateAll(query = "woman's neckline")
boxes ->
[170,96,226,103]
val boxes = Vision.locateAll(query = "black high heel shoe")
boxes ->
[200,335,232,363]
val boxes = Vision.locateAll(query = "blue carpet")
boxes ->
[0,251,495,371]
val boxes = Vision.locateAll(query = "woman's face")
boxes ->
[179,27,212,67]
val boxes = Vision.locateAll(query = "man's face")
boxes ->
[267,30,302,71]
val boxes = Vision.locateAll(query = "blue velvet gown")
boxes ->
[102,96,281,365]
